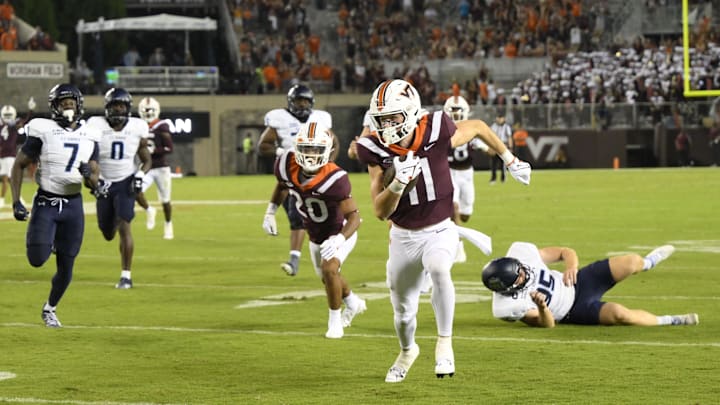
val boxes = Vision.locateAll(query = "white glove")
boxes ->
[507,158,532,185]
[320,234,346,261]
[392,150,421,186]
[275,147,285,157]
[27,97,36,111]
[132,170,145,193]
[262,213,278,236]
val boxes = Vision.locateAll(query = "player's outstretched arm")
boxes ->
[453,119,531,185]
[262,181,288,236]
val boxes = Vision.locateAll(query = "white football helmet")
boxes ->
[294,121,333,173]
[138,97,161,123]
[443,95,470,122]
[369,79,426,146]
[1,105,17,125]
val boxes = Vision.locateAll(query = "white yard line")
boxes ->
[0,200,265,220]
[0,397,185,405]
[1,322,718,348]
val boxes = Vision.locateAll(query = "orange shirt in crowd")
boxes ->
[0,2,14,21]
[504,41,517,58]
[307,34,320,56]
[311,63,323,80]
[513,129,529,147]
[538,16,549,33]
[294,42,306,64]
[278,63,292,87]
[337,24,347,38]
[319,63,333,81]
[478,81,488,102]
[571,1,581,17]
[0,27,16,50]
[527,8,538,32]
[431,27,442,41]
[338,5,349,22]
[262,64,279,89]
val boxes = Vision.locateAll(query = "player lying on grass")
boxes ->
[482,242,699,327]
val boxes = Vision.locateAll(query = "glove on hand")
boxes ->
[131,171,145,194]
[13,201,28,221]
[320,234,346,261]
[93,179,111,199]
[507,158,532,185]
[392,150,421,186]
[262,213,278,236]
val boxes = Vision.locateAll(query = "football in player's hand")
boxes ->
[382,162,419,196]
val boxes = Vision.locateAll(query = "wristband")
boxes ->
[500,150,516,166]
[135,170,146,178]
[266,202,278,215]
[387,178,406,194]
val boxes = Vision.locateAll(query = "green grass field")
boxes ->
[1,168,719,404]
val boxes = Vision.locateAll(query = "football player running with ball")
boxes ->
[355,79,531,383]
[86,88,152,289]
[258,84,335,277]
[262,122,366,339]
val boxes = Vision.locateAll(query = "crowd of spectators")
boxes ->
[220,0,618,95]
[220,0,720,120]
[333,0,612,93]
[0,0,54,51]
[227,0,341,94]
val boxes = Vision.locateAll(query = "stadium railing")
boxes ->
[108,66,220,93]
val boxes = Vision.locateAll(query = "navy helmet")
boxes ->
[482,257,532,296]
[104,87,133,127]
[287,84,314,122]
[48,83,84,127]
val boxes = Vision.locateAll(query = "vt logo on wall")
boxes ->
[527,136,569,162]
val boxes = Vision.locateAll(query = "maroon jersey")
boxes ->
[448,142,475,170]
[147,119,173,168]
[274,151,352,244]
[356,111,457,229]
[0,122,22,158]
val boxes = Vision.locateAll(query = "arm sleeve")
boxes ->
[20,136,42,160]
